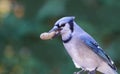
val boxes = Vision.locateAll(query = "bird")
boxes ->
[48,16,117,74]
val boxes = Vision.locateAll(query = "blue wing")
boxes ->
[80,35,117,70]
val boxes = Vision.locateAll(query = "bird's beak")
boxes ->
[49,27,61,38]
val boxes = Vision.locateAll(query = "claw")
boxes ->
[73,70,84,74]
[88,70,96,74]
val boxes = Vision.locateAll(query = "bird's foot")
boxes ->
[87,70,96,74]
[74,70,84,74]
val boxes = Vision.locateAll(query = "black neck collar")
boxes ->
[62,35,72,43]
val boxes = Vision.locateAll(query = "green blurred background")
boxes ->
[0,0,120,74]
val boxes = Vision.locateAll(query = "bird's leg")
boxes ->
[74,70,84,74]
[88,70,96,74]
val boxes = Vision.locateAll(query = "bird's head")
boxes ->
[49,16,75,38]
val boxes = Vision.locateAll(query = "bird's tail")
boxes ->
[97,62,118,74]
[97,68,117,74]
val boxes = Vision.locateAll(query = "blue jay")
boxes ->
[48,16,117,74]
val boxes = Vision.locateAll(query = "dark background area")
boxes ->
[0,0,120,74]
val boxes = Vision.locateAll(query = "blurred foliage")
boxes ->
[0,0,120,74]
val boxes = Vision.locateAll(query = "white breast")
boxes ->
[63,36,103,71]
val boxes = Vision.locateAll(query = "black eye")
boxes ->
[60,24,65,27]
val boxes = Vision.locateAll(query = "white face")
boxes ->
[59,23,71,35]
[49,17,74,38]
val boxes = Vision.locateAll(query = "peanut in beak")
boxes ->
[40,31,56,40]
